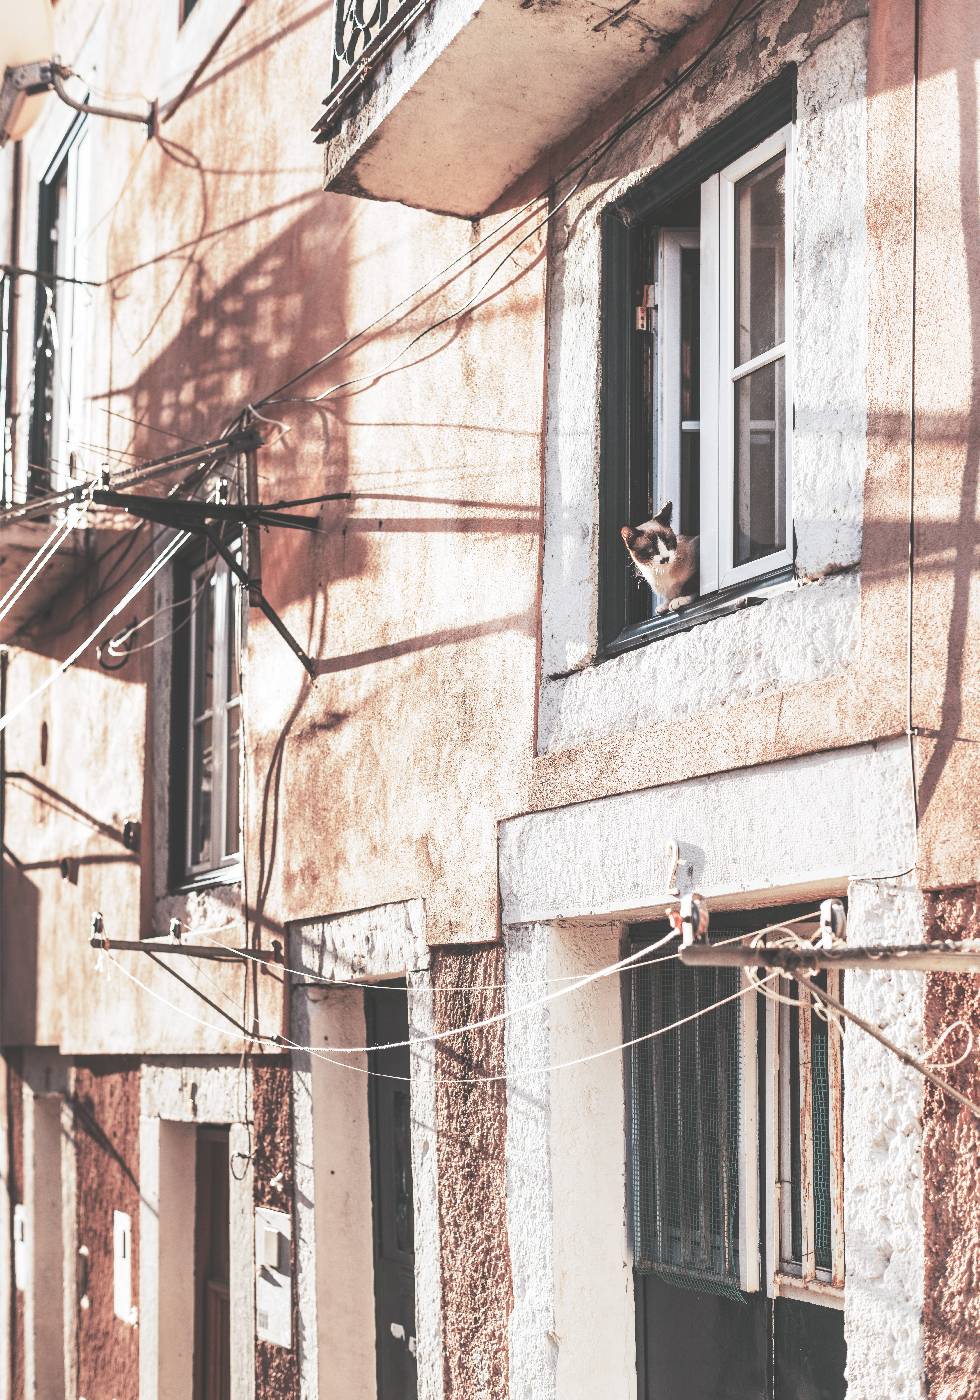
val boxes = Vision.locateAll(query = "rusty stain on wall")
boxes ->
[432,946,512,1398]
[923,890,980,1400]
[253,1058,299,1400]
[72,1061,140,1400]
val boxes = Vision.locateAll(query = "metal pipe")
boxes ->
[89,937,281,963]
[796,972,980,1122]
[50,67,153,129]
[679,940,980,974]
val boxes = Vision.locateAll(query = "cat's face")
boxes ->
[620,502,677,568]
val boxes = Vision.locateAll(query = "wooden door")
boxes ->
[194,1127,231,1400]
[366,982,417,1400]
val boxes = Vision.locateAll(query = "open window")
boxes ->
[28,114,90,498]
[626,908,846,1400]
[600,74,795,654]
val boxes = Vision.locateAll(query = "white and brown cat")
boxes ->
[620,502,699,615]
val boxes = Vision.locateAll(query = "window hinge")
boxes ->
[635,284,657,333]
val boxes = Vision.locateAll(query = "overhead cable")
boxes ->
[0,529,190,736]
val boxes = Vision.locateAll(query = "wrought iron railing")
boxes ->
[331,0,413,89]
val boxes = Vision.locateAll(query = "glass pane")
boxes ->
[735,155,785,365]
[680,248,700,422]
[225,566,241,703]
[680,431,700,541]
[734,357,786,566]
[224,703,240,859]
[788,988,802,1265]
[811,973,833,1271]
[190,717,213,868]
[192,569,216,718]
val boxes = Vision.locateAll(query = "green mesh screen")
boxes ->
[627,946,743,1300]
[811,981,833,1272]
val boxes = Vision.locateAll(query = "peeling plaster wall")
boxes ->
[922,889,980,1400]
[73,1060,141,1400]
[842,878,926,1400]
[253,1060,300,1400]
[431,946,512,1400]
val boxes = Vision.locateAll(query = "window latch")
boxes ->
[635,284,657,333]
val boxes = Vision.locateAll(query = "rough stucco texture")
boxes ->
[7,1052,25,1400]
[72,1061,140,1400]
[433,947,512,1399]
[253,1058,299,1400]
[922,889,980,1400]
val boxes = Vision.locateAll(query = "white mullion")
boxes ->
[185,568,202,876]
[731,341,786,382]
[698,173,720,595]
[211,561,230,867]
[717,125,794,590]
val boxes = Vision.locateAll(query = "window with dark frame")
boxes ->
[28,115,88,499]
[600,72,796,656]
[626,907,846,1400]
[170,540,243,888]
[180,0,201,25]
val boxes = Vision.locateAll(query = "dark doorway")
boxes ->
[194,1127,231,1400]
[366,981,417,1400]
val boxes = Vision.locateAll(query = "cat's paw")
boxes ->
[655,601,671,616]
[668,595,697,613]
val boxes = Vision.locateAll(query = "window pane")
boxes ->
[225,568,241,703]
[628,947,743,1296]
[224,702,240,859]
[193,570,216,718]
[811,973,833,1271]
[735,155,785,365]
[733,356,786,566]
[679,247,701,539]
[190,717,213,868]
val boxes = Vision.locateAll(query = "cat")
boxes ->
[620,502,699,616]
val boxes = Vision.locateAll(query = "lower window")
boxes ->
[626,910,846,1400]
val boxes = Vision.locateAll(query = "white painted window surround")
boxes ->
[499,739,925,1400]
[538,17,868,755]
[159,0,245,108]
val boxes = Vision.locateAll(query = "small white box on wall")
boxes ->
[255,1207,291,1348]
[13,1203,27,1292]
[113,1210,134,1323]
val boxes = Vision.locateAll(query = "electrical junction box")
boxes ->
[13,1203,27,1292]
[255,1207,291,1348]
[113,1210,135,1323]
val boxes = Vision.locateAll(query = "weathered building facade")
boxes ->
[0,0,977,1396]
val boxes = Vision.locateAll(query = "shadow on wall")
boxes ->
[1,858,38,1047]
[913,42,980,822]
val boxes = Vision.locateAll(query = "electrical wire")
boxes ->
[97,941,779,1085]
[0,529,190,737]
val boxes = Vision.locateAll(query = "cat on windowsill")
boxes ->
[620,501,699,616]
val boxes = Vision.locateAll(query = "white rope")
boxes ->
[99,943,776,1085]
[283,973,779,1085]
[0,530,190,736]
[0,498,89,625]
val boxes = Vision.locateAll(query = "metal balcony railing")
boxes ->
[332,0,413,89]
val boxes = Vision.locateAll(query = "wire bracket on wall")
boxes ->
[90,487,351,679]
[0,61,158,146]
[88,936,283,964]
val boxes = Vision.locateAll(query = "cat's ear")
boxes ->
[654,501,673,527]
[620,524,637,548]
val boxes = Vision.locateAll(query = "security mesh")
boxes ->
[811,995,833,1272]
[628,949,743,1299]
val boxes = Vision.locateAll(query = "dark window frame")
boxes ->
[599,70,797,658]
[167,534,243,894]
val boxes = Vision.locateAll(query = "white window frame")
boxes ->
[30,113,92,494]
[183,547,242,881]
[656,228,700,526]
[697,124,795,596]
